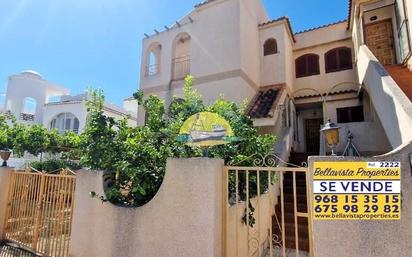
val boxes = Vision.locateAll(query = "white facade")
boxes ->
[134,0,412,158]
[2,71,138,133]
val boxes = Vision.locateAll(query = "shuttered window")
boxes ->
[295,54,320,78]
[264,38,278,56]
[337,106,364,123]
[325,47,353,73]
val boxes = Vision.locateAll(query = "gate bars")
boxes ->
[2,168,76,257]
[222,166,313,257]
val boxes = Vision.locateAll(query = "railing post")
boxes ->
[32,173,46,252]
[222,167,228,257]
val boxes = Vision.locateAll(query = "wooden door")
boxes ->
[305,118,323,154]
[365,19,396,65]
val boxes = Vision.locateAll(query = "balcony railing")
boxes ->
[172,55,191,80]
[20,113,35,122]
[145,64,159,77]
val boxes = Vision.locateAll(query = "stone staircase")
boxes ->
[272,153,310,252]
[385,65,412,102]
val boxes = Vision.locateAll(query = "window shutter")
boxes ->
[336,106,364,123]
[295,57,306,78]
[264,39,278,56]
[326,50,338,72]
[296,54,320,77]
[307,55,320,75]
[325,47,352,73]
[339,48,352,69]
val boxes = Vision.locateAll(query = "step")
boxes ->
[283,172,307,179]
[281,194,308,204]
[275,202,308,213]
[271,234,310,251]
[272,222,309,237]
[283,178,307,187]
[283,186,307,195]
[284,236,310,251]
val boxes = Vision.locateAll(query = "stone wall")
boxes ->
[308,142,412,257]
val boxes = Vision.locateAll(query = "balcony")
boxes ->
[145,64,159,77]
[172,55,191,80]
[20,113,35,122]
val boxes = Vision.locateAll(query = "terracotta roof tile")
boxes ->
[259,16,296,43]
[347,0,353,29]
[246,85,283,118]
[294,89,358,99]
[294,20,347,35]
[194,0,217,8]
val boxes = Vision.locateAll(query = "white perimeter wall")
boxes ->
[69,158,224,257]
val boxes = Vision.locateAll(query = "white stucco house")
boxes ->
[1,70,138,134]
[133,0,412,161]
[131,2,412,251]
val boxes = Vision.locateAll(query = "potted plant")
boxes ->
[0,118,13,167]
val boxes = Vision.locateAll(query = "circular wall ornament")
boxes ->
[177,112,238,148]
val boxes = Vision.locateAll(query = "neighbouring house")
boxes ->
[132,0,412,163]
[2,70,138,134]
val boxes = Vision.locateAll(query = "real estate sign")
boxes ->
[313,161,401,220]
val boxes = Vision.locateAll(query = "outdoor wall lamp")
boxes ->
[320,119,341,156]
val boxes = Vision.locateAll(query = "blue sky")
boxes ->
[0,0,348,106]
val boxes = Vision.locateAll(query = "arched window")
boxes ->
[325,47,353,73]
[73,118,80,133]
[23,97,37,114]
[21,97,37,121]
[145,43,161,76]
[295,54,320,78]
[264,38,278,56]
[50,112,80,134]
[172,32,191,80]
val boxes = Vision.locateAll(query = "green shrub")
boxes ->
[82,76,276,207]
[30,159,82,173]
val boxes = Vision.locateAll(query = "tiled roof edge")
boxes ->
[347,0,353,30]
[294,19,348,35]
[194,0,218,8]
[259,16,296,43]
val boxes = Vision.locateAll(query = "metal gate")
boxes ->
[2,168,76,257]
[223,157,313,257]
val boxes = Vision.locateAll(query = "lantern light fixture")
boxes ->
[320,119,341,156]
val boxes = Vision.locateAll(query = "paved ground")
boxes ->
[0,243,37,257]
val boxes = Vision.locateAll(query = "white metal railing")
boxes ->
[172,55,191,80]
[145,64,159,77]
[20,113,35,122]
[223,165,312,257]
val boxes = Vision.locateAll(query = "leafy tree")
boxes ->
[0,112,81,167]
[0,114,14,150]
[84,76,276,207]
[30,159,81,173]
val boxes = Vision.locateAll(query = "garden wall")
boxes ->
[226,191,277,257]
[69,158,224,257]
[0,167,12,241]
[308,142,412,257]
